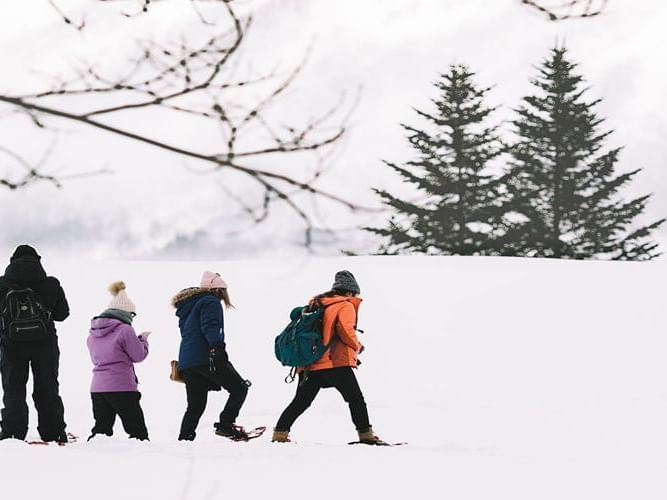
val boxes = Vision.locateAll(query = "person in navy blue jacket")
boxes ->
[173,271,250,441]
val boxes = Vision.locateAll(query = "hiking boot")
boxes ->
[178,432,196,441]
[214,422,249,441]
[357,426,384,445]
[53,431,68,444]
[271,429,290,443]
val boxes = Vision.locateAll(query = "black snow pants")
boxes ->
[275,366,370,432]
[89,392,149,441]
[178,358,249,440]
[0,335,66,441]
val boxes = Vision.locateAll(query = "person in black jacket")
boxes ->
[0,245,70,442]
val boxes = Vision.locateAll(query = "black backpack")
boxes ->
[0,288,51,342]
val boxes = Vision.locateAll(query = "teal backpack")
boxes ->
[274,301,333,382]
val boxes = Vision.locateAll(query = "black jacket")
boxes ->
[0,252,69,334]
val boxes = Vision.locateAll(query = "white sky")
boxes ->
[0,0,665,259]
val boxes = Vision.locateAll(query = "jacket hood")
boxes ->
[172,287,218,307]
[89,317,124,338]
[172,287,219,318]
[96,308,133,325]
[11,245,41,261]
[4,255,47,285]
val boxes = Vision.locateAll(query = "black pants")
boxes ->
[0,335,66,441]
[275,366,370,432]
[90,392,149,440]
[178,359,249,440]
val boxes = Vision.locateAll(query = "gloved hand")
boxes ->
[208,345,228,373]
[139,331,151,340]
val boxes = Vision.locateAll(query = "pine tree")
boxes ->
[505,46,664,260]
[367,64,507,255]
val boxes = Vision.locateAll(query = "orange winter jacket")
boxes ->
[307,295,363,372]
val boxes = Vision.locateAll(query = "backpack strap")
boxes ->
[284,367,298,384]
[0,286,12,333]
[315,299,336,344]
[0,285,10,315]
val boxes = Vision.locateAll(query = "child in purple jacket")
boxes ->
[87,281,150,441]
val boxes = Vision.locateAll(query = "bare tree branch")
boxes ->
[0,95,361,211]
[89,0,233,22]
[520,0,609,21]
[1,144,57,190]
[47,0,86,30]
[1,0,370,246]
[0,141,110,191]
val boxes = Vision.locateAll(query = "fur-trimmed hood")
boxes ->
[171,287,217,307]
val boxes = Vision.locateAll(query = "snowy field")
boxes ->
[0,256,665,499]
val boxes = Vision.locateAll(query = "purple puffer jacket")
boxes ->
[87,317,149,392]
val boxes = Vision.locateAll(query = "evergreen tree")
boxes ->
[367,64,507,255]
[505,46,664,260]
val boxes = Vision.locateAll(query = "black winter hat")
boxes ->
[331,270,360,295]
[10,244,41,262]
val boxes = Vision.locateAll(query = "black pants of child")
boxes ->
[0,335,66,441]
[275,366,370,432]
[89,392,149,440]
[178,359,249,440]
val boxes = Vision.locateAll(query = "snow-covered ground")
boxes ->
[1,256,665,499]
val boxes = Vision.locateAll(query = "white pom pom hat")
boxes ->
[108,281,136,314]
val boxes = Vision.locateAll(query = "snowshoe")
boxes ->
[28,432,78,446]
[214,423,266,442]
[347,439,407,446]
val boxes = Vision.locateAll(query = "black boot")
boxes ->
[214,421,248,440]
[178,431,196,441]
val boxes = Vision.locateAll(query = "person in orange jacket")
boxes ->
[272,270,383,444]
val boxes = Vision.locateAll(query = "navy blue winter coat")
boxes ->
[173,288,226,371]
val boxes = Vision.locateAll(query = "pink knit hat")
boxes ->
[200,270,228,289]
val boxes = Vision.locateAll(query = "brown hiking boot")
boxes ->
[357,426,384,444]
[271,429,290,443]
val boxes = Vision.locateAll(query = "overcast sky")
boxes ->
[0,0,665,259]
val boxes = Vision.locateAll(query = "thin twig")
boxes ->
[520,0,608,20]
[47,0,86,30]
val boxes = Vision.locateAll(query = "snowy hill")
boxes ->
[1,256,666,499]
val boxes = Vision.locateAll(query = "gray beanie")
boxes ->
[331,270,360,295]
